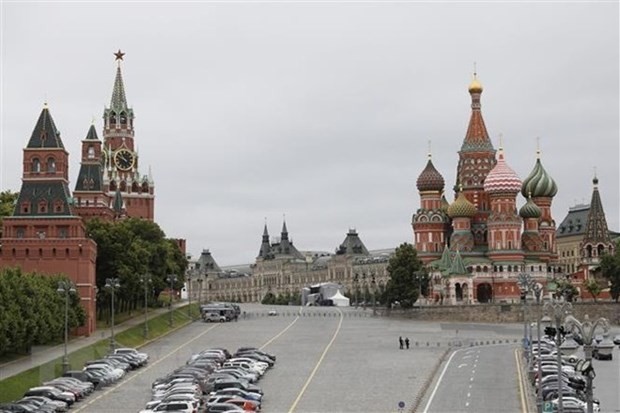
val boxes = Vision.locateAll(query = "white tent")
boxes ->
[328,290,350,307]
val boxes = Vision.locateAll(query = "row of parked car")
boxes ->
[528,336,601,413]
[139,346,276,413]
[0,347,149,413]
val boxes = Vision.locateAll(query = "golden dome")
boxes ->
[468,75,483,93]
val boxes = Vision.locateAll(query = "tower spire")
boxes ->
[110,50,128,111]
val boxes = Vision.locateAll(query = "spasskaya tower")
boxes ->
[101,50,155,220]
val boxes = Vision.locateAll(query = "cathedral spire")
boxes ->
[281,216,289,241]
[582,175,612,245]
[27,105,65,149]
[461,71,494,152]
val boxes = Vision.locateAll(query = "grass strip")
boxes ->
[0,303,199,403]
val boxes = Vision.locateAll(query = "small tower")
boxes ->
[455,72,497,247]
[257,222,272,260]
[520,194,544,255]
[73,124,114,222]
[580,175,615,273]
[447,187,477,252]
[1,105,97,336]
[521,146,558,260]
[412,150,450,262]
[102,50,155,220]
[484,144,523,262]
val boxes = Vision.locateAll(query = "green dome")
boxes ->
[447,191,477,218]
[521,158,558,198]
[519,197,541,219]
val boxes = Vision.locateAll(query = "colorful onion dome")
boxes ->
[468,74,483,94]
[416,156,445,192]
[448,190,477,218]
[519,196,542,219]
[484,147,522,193]
[521,153,558,198]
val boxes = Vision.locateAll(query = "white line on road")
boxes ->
[458,363,468,368]
[287,309,343,413]
[422,348,464,413]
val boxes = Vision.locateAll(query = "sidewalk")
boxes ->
[0,301,190,381]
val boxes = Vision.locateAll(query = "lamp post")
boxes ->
[196,277,203,315]
[537,314,551,413]
[57,280,76,373]
[518,273,533,354]
[564,314,609,413]
[105,277,121,352]
[166,274,177,327]
[186,271,193,320]
[371,275,377,316]
[139,274,151,338]
[543,300,573,413]
[353,273,359,308]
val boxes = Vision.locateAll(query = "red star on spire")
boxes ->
[114,49,125,61]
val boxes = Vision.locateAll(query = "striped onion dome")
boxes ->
[519,196,542,219]
[521,154,558,198]
[447,190,477,218]
[483,148,522,193]
[416,157,445,192]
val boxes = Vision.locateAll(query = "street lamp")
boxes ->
[186,270,193,320]
[166,274,177,327]
[543,300,573,413]
[371,275,377,316]
[57,280,76,373]
[564,314,609,413]
[196,277,203,315]
[105,277,121,352]
[353,273,359,308]
[537,314,552,413]
[518,273,533,354]
[139,274,151,338]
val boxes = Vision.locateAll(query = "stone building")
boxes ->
[0,51,159,335]
[556,176,618,297]
[412,74,562,305]
[200,224,391,305]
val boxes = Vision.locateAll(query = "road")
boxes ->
[67,305,534,413]
[421,344,522,413]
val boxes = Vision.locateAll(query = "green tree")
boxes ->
[262,292,276,305]
[583,278,602,302]
[600,241,620,302]
[384,243,425,308]
[555,279,579,302]
[0,190,18,237]
[86,218,187,319]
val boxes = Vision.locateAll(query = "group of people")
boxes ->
[398,336,410,349]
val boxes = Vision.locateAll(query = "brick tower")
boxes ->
[101,51,155,220]
[0,105,97,335]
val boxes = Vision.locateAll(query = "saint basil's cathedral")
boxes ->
[0,51,155,335]
[412,74,615,304]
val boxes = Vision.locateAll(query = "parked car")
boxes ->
[268,309,278,316]
[204,312,227,323]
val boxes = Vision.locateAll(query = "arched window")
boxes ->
[120,112,127,124]
[46,157,56,172]
[87,145,95,159]
[32,158,41,173]
[119,181,127,191]
[109,112,116,125]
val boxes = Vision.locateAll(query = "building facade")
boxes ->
[412,75,562,305]
[0,52,157,335]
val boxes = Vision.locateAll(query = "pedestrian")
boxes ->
[405,337,410,349]
[399,336,404,349]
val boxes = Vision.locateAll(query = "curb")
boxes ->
[410,347,451,413]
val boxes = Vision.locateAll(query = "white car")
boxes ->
[551,396,600,412]
[115,347,149,364]
[268,309,278,316]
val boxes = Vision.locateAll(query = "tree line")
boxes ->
[0,268,85,356]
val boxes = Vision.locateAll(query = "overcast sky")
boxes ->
[1,2,618,266]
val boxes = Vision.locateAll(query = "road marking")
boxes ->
[514,349,528,413]
[470,376,474,382]
[463,355,472,359]
[260,311,301,349]
[458,363,468,368]
[422,348,463,413]
[73,323,221,412]
[467,392,471,398]
[287,309,343,413]
[466,401,470,407]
